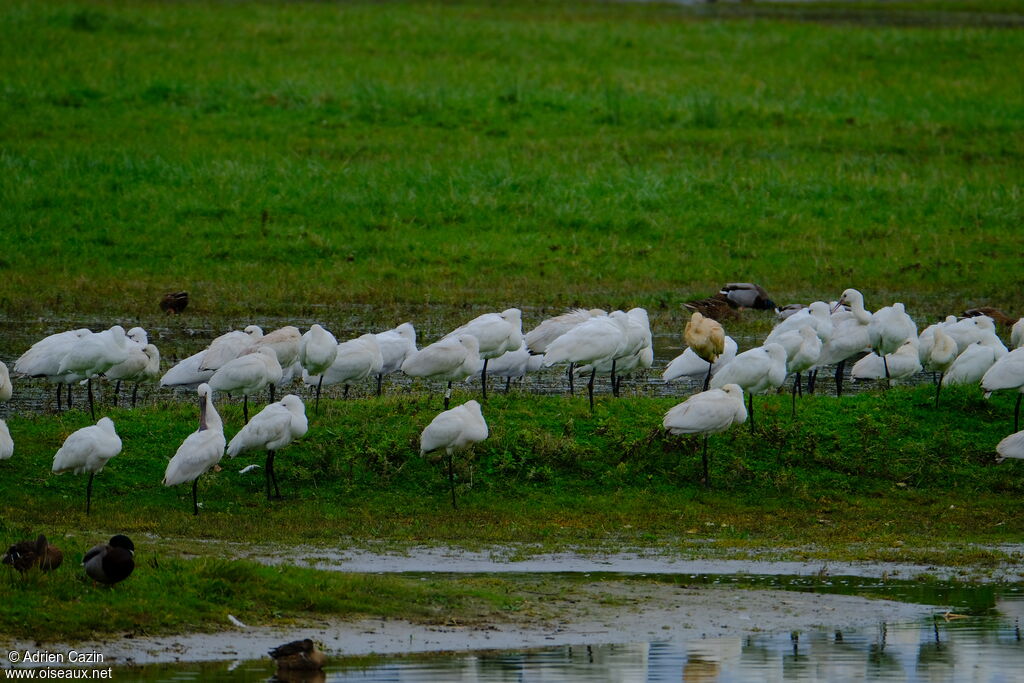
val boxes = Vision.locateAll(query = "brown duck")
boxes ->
[2,534,63,572]
[269,639,326,671]
[159,291,189,315]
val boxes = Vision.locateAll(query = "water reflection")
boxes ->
[96,595,1024,682]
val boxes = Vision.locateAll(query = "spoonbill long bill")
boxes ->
[51,417,122,515]
[420,400,488,509]
[663,383,747,487]
[226,394,308,500]
[163,383,226,515]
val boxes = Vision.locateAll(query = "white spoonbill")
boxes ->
[852,339,922,382]
[106,343,160,408]
[226,394,308,500]
[160,349,214,390]
[766,301,833,346]
[684,312,725,391]
[525,308,607,355]
[710,343,787,429]
[574,308,651,397]
[542,311,630,410]
[0,361,11,403]
[256,326,302,373]
[769,326,822,416]
[209,347,283,423]
[920,326,958,407]
[996,430,1024,463]
[868,302,917,386]
[944,315,1001,355]
[818,289,873,396]
[299,324,338,412]
[942,342,998,388]
[14,328,91,411]
[199,325,263,372]
[1013,319,1024,350]
[51,417,122,515]
[419,399,488,509]
[374,322,417,396]
[163,383,226,515]
[0,419,12,460]
[662,337,738,384]
[58,326,131,419]
[303,334,383,399]
[469,342,543,393]
[663,383,747,487]
[402,335,481,409]
[981,348,1024,432]
[447,308,522,399]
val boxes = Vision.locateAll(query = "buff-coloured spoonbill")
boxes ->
[684,312,725,391]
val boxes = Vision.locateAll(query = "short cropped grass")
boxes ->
[1,0,1022,318]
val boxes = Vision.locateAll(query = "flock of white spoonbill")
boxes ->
[2,286,1023,507]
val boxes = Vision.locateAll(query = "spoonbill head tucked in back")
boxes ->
[446,308,523,399]
[1013,318,1024,350]
[160,349,214,391]
[817,289,873,396]
[374,322,417,395]
[662,336,738,384]
[996,430,1024,463]
[199,325,264,372]
[299,324,338,412]
[58,325,131,420]
[710,343,787,428]
[919,326,958,406]
[209,347,283,423]
[226,394,308,500]
[14,328,91,411]
[106,343,160,408]
[769,326,822,416]
[684,312,725,391]
[420,399,488,509]
[51,417,122,515]
[852,339,922,384]
[525,308,606,355]
[663,383,747,487]
[303,334,383,399]
[163,383,226,515]
[868,302,918,384]
[257,326,302,371]
[981,348,1024,432]
[542,311,630,410]
[942,342,997,388]
[402,335,482,409]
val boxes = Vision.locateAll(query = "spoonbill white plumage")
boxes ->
[996,430,1024,463]
[575,308,651,397]
[226,394,308,500]
[256,326,302,371]
[768,326,822,416]
[1013,319,1024,350]
[868,302,917,386]
[374,322,417,395]
[106,343,160,408]
[981,348,1024,432]
[684,312,726,391]
[0,361,11,403]
[58,325,131,419]
[662,336,738,384]
[719,283,776,310]
[51,417,122,515]
[447,308,522,399]
[942,342,998,388]
[419,399,488,509]
[303,334,383,399]
[943,316,1000,355]
[469,342,543,393]
[710,343,787,428]
[199,325,263,372]
[299,324,338,412]
[542,311,630,410]
[13,328,91,410]
[160,349,214,390]
[401,335,482,409]
[766,302,834,346]
[525,308,607,355]
[919,326,958,406]
[209,347,283,423]
[852,339,922,382]
[818,288,872,396]
[0,419,12,460]
[663,383,747,487]
[163,383,225,515]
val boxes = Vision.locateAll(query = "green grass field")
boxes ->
[3,0,1023,642]
[2,0,1022,318]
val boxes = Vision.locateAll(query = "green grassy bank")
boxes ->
[2,0,1022,317]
